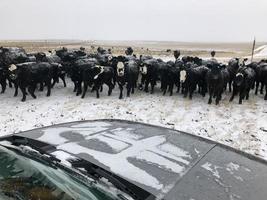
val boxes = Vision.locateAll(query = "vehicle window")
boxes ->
[0,146,117,200]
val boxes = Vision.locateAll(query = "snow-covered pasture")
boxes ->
[1,79,266,160]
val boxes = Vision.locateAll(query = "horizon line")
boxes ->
[0,39,266,44]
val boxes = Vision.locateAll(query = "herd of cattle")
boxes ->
[0,46,267,104]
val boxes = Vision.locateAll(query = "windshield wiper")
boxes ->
[0,135,156,200]
[70,159,156,200]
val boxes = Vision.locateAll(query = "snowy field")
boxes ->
[1,79,267,160]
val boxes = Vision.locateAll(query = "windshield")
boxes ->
[0,145,117,200]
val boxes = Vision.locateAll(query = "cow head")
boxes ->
[117,62,125,77]
[180,70,187,83]
[125,47,133,56]
[173,50,181,60]
[139,63,148,75]
[108,55,113,61]
[235,73,244,87]
[210,63,222,80]
[8,64,18,80]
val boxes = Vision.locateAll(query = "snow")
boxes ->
[201,162,222,179]
[254,44,267,57]
[0,77,267,161]
[51,150,78,167]
[58,135,167,190]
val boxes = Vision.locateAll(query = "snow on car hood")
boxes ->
[17,120,215,197]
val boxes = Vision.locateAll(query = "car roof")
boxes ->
[1,119,267,200]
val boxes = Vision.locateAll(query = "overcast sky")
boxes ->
[0,0,266,42]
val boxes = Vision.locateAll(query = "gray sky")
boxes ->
[0,0,266,42]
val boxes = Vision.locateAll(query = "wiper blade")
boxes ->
[0,136,156,200]
[70,159,156,200]
[2,135,60,163]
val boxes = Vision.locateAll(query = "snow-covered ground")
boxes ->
[1,79,267,160]
[254,44,267,58]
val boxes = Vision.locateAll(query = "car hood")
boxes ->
[1,119,267,200]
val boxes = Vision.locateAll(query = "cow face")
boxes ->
[117,62,125,77]
[139,63,148,75]
[108,55,113,61]
[93,65,104,80]
[180,70,187,83]
[210,64,221,80]
[235,73,244,87]
[8,64,18,80]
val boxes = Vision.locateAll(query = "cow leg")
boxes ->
[95,85,100,98]
[184,86,188,98]
[264,84,267,100]
[151,81,156,94]
[108,83,112,96]
[81,82,88,99]
[46,80,51,97]
[28,85,37,99]
[144,80,149,93]
[215,90,222,105]
[188,87,193,99]
[19,86,27,102]
[39,82,44,91]
[0,81,6,93]
[60,75,67,87]
[119,84,123,99]
[163,89,167,96]
[126,83,131,97]
[8,79,12,88]
[260,82,264,94]
[239,89,245,104]
[176,82,180,93]
[202,83,207,97]
[246,88,250,100]
[51,78,56,88]
[14,83,18,97]
[229,87,237,102]
[76,82,82,96]
[100,85,103,92]
[229,80,232,92]
[208,87,213,104]
[255,81,259,95]
[169,84,174,96]
[73,82,77,92]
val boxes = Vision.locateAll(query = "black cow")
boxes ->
[81,64,115,99]
[115,60,139,99]
[227,58,240,92]
[230,67,256,104]
[0,47,29,91]
[158,61,180,96]
[254,63,267,99]
[35,52,66,88]
[0,66,8,93]
[181,63,209,99]
[8,62,53,102]
[206,64,227,105]
[125,47,134,56]
[139,59,159,94]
